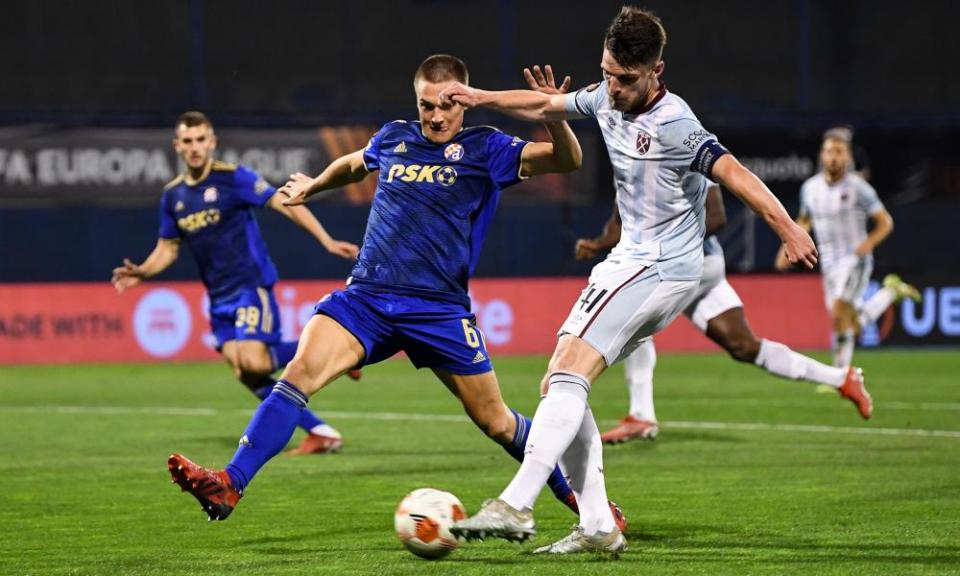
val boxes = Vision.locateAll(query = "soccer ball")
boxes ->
[394,488,466,559]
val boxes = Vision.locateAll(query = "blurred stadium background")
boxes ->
[2,2,959,574]
[1,0,957,363]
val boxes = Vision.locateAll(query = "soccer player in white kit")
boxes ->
[775,131,920,370]
[576,184,872,446]
[441,7,820,554]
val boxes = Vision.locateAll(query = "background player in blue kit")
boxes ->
[112,111,360,455]
[166,56,626,531]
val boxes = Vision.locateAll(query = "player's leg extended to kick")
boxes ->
[433,368,616,527]
[705,307,870,418]
[168,315,363,520]
[452,335,624,552]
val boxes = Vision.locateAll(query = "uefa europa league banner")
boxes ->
[0,126,348,206]
[0,126,592,206]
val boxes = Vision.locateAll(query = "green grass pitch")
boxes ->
[1,350,958,575]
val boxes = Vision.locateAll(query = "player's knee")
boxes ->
[236,351,272,376]
[726,335,760,363]
[280,357,318,394]
[478,411,513,443]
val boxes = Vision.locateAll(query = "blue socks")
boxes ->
[252,376,327,434]
[226,380,308,492]
[503,409,577,512]
[269,341,300,371]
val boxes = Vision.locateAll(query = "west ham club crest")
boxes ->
[636,131,652,155]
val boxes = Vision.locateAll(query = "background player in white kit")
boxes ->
[775,131,920,369]
[441,7,823,555]
[577,184,872,445]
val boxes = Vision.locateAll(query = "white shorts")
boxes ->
[822,256,872,309]
[559,259,698,366]
[682,254,743,332]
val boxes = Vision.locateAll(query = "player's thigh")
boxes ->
[219,340,243,377]
[560,261,697,369]
[432,369,513,441]
[841,258,872,310]
[281,314,365,395]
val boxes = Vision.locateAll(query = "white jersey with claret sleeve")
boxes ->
[799,172,885,271]
[565,81,724,281]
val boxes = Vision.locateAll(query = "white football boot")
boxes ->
[449,498,535,543]
[533,525,627,556]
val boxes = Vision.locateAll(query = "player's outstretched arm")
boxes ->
[518,65,582,176]
[711,154,818,269]
[439,81,574,123]
[856,208,894,257]
[111,238,180,294]
[278,149,369,206]
[267,193,359,260]
[576,202,622,260]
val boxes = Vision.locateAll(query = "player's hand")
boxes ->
[325,240,360,260]
[438,82,478,108]
[780,223,818,269]
[854,241,873,258]
[278,172,315,206]
[523,64,571,96]
[111,258,144,294]
[773,251,792,272]
[575,238,600,260]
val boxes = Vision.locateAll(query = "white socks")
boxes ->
[560,406,616,535]
[859,287,896,327]
[755,339,846,388]
[625,339,657,422]
[309,424,341,438]
[832,330,855,367]
[500,372,590,512]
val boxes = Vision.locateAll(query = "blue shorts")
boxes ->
[313,287,493,375]
[209,286,282,351]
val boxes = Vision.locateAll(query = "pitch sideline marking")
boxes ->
[2,404,960,439]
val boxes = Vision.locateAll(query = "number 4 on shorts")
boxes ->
[578,284,608,313]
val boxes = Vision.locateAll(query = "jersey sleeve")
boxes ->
[855,179,885,215]
[658,117,729,178]
[157,193,180,240]
[563,81,607,118]
[485,130,529,189]
[234,165,276,207]
[362,124,392,172]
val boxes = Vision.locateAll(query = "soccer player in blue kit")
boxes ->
[113,111,360,455]
[166,55,628,529]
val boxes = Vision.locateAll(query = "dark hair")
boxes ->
[414,54,469,85]
[604,6,667,68]
[175,111,213,131]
